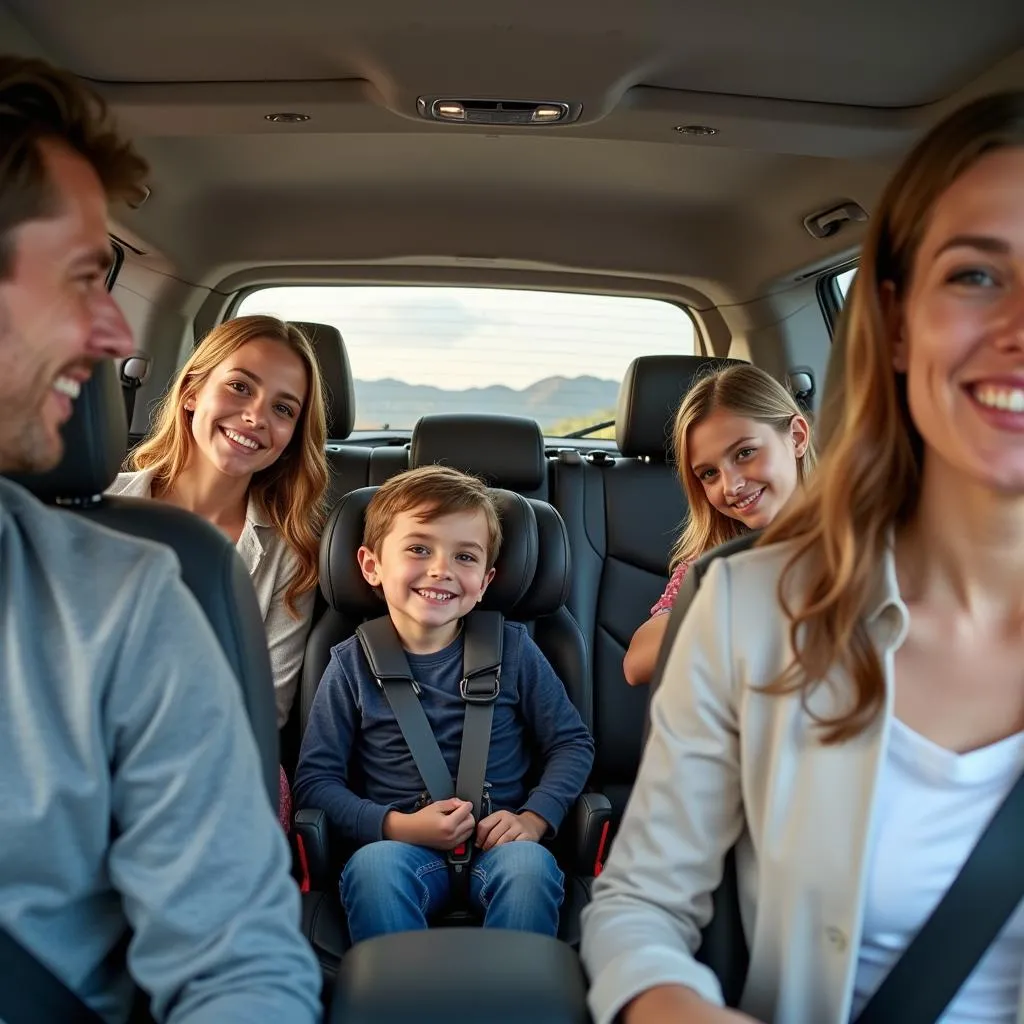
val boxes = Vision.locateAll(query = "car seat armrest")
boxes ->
[570,791,612,877]
[294,808,331,889]
[330,930,587,1023]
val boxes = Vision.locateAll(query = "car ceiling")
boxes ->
[5,0,1024,306]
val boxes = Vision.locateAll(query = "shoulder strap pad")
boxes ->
[461,610,503,702]
[357,615,418,691]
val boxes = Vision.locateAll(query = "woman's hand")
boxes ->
[623,986,760,1024]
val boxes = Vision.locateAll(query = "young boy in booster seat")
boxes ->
[294,465,595,943]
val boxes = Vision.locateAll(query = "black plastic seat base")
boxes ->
[330,929,589,1024]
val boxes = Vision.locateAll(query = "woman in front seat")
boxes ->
[623,364,814,686]
[583,91,1024,1024]
[109,315,329,828]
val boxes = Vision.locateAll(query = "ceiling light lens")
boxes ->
[264,112,311,123]
[674,124,716,136]
[436,102,466,120]
[531,105,564,122]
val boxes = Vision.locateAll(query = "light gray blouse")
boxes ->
[108,469,314,728]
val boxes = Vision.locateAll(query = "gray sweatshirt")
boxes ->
[0,477,321,1023]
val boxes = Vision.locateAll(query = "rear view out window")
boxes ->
[236,286,694,436]
[836,268,856,300]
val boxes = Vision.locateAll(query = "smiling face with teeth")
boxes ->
[689,407,809,531]
[893,147,1024,494]
[0,140,134,473]
[183,337,308,484]
[358,506,496,654]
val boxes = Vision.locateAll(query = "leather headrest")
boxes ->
[7,359,126,502]
[321,485,538,619]
[410,414,547,492]
[616,355,746,460]
[292,321,355,440]
[510,499,571,621]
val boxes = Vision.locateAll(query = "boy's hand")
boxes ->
[383,798,475,851]
[475,810,548,850]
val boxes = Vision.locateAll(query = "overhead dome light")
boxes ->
[264,112,311,123]
[436,101,467,121]
[418,97,576,126]
[531,105,565,123]
[674,124,717,136]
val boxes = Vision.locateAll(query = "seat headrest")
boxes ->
[292,321,355,440]
[7,359,126,503]
[321,486,538,619]
[410,414,546,492]
[616,355,746,460]
[510,499,571,621]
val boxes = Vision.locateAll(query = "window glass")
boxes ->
[237,286,694,436]
[836,268,856,300]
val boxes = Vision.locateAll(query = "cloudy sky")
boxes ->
[238,285,694,391]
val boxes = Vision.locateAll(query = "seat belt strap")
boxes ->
[454,610,503,822]
[855,766,1024,1024]
[357,616,454,804]
[447,611,503,881]
[0,925,105,1024]
[357,612,504,889]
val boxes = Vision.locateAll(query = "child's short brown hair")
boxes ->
[363,465,503,568]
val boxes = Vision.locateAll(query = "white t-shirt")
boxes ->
[851,718,1024,1021]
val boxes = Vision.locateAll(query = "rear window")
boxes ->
[236,286,694,436]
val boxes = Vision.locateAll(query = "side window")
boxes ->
[106,239,125,291]
[819,266,857,338]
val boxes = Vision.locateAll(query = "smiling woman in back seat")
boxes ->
[109,315,329,827]
[622,364,814,686]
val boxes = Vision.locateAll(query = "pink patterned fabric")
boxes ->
[278,765,292,834]
[650,560,691,617]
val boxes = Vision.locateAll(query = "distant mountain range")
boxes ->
[351,374,619,432]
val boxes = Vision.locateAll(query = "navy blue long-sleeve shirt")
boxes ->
[294,620,594,845]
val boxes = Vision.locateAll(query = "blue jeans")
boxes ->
[340,840,565,945]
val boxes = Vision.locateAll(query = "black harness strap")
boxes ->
[357,616,454,804]
[454,611,503,821]
[356,611,503,898]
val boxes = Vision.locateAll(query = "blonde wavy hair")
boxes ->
[761,91,1024,743]
[670,363,815,570]
[130,315,330,615]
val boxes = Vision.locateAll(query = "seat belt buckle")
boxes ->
[593,820,611,877]
[459,666,500,703]
[294,833,311,894]
[448,843,473,868]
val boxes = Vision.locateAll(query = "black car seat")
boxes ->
[405,413,583,718]
[292,320,410,503]
[290,321,362,510]
[549,354,743,830]
[8,359,281,805]
[294,484,606,986]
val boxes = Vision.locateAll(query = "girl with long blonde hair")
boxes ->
[623,364,814,685]
[584,91,1024,1024]
[110,314,329,730]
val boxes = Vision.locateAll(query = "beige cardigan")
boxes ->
[107,469,314,728]
[581,539,1024,1024]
